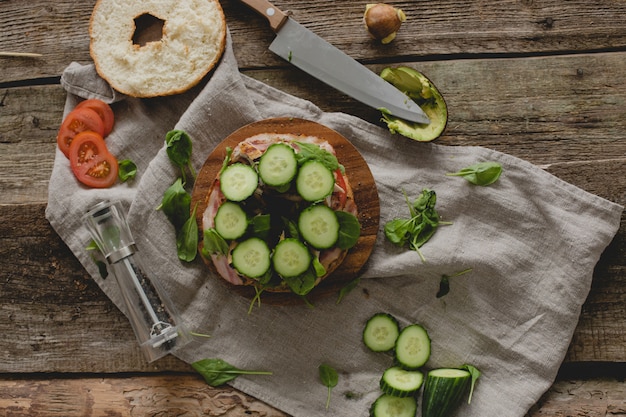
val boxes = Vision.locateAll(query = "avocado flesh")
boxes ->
[380,67,448,142]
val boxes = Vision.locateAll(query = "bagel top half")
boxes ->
[89,0,226,98]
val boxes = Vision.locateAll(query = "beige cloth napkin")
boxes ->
[47,33,623,416]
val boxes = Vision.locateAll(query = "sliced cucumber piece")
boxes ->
[214,202,248,240]
[296,160,335,201]
[272,238,311,278]
[370,394,417,417]
[231,237,271,278]
[298,204,339,249]
[258,143,298,187]
[422,368,471,417]
[380,366,424,398]
[220,163,258,202]
[363,313,400,352]
[395,324,431,370]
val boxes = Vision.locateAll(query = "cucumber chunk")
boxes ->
[220,163,258,202]
[422,368,471,417]
[273,238,311,278]
[363,313,400,352]
[214,202,248,240]
[370,394,417,417]
[395,324,431,370]
[298,204,339,249]
[258,143,298,187]
[296,160,335,201]
[380,366,424,397]
[231,237,271,278]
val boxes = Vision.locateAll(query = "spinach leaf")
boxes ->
[283,269,316,295]
[165,129,196,184]
[158,178,191,230]
[176,204,198,262]
[251,214,271,240]
[461,364,481,404]
[384,189,449,262]
[336,277,360,304]
[319,364,339,409]
[312,254,326,278]
[192,358,272,387]
[294,141,339,171]
[336,211,361,250]
[118,159,137,182]
[436,268,472,298]
[201,228,228,256]
[446,161,502,186]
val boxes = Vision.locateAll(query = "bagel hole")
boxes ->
[132,13,165,47]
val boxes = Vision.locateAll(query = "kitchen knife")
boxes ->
[238,0,430,124]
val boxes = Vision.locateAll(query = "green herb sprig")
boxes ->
[384,188,450,262]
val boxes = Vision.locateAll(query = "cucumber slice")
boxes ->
[214,202,248,240]
[220,163,258,202]
[258,143,298,187]
[298,204,339,249]
[370,394,417,417]
[272,238,311,278]
[363,313,400,352]
[296,160,335,201]
[380,366,424,397]
[395,324,431,370]
[231,237,271,278]
[422,368,471,417]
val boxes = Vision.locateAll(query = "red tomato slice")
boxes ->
[69,131,118,188]
[57,107,105,158]
[332,168,348,209]
[75,99,115,136]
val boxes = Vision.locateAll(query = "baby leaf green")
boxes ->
[165,129,196,183]
[336,211,361,249]
[118,159,137,182]
[446,161,502,186]
[192,358,272,387]
[159,178,191,230]
[461,364,481,404]
[319,363,339,409]
[176,203,198,262]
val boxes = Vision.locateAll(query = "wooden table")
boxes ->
[1,0,625,415]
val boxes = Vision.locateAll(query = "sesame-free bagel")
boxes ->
[89,0,226,98]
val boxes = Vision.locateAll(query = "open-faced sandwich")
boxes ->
[199,132,361,297]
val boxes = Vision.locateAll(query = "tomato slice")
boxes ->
[57,107,105,158]
[332,168,348,209]
[69,131,118,188]
[75,99,115,136]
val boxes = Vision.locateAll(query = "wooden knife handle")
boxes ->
[238,0,289,31]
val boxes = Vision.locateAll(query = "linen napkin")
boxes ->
[47,32,623,417]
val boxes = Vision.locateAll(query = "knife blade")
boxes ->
[238,0,430,124]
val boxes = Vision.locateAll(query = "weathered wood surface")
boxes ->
[1,0,625,415]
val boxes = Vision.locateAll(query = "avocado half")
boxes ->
[379,67,448,142]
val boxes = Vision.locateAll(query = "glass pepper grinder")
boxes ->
[84,200,190,362]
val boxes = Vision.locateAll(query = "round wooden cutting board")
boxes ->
[191,117,380,305]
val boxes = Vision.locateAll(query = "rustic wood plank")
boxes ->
[1,52,626,205]
[2,0,626,83]
[0,373,623,416]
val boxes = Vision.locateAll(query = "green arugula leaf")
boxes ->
[319,364,339,409]
[384,189,449,262]
[294,141,339,171]
[192,358,272,387]
[446,161,502,186]
[117,159,137,182]
[176,204,198,262]
[461,364,481,404]
[335,211,361,250]
[158,178,191,231]
[165,129,196,184]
